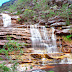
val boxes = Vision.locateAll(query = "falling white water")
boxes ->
[30,25,59,54]
[2,13,11,27]
[30,25,45,54]
[41,26,49,41]
[51,27,58,53]
[60,57,72,64]
[60,54,72,64]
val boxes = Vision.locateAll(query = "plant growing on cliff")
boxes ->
[0,36,26,72]
[62,36,71,42]
[22,9,35,21]
[66,35,72,39]
[0,62,11,72]
[56,4,72,25]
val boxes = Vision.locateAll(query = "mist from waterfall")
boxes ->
[2,13,11,27]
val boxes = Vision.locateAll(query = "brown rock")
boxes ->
[51,22,66,27]
[11,16,19,20]
[45,54,54,59]
[0,15,3,26]
[31,54,42,59]
[0,55,8,60]
[39,20,46,25]
[56,29,71,35]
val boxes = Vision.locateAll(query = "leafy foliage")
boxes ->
[62,35,72,42]
[66,35,72,39]
[0,36,25,56]
[0,36,26,71]
[55,4,72,25]
[0,62,11,72]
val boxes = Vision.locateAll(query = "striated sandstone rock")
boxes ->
[11,16,19,20]
[56,29,72,35]
[39,20,46,25]
[51,22,66,27]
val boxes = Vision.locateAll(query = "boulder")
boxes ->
[11,16,19,20]
[62,25,72,29]
[12,11,17,15]
[39,20,46,25]
[31,54,42,59]
[45,54,54,59]
[51,22,66,27]
[47,16,66,27]
[31,54,54,59]
[3,11,10,14]
[48,20,56,25]
[50,5,58,10]
[11,16,19,24]
[48,16,61,21]
[21,8,25,12]
[56,29,72,35]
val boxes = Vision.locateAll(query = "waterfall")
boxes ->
[2,13,11,27]
[30,25,42,47]
[51,27,58,53]
[30,25,59,54]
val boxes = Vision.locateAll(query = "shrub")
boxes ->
[0,36,26,72]
[0,63,11,72]
[66,35,72,39]
[22,9,35,21]
[0,36,26,56]
[62,36,71,42]
[56,4,72,25]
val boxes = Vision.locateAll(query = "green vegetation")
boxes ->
[62,35,72,42]
[0,0,72,25]
[0,36,25,56]
[0,1,72,71]
[0,36,26,72]
[0,0,16,12]
[66,35,72,39]
[48,71,54,72]
[56,4,72,25]
[0,62,11,72]
[0,61,19,72]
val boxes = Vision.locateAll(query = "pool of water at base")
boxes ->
[28,64,72,72]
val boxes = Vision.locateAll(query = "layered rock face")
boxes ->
[0,14,3,26]
[52,0,72,5]
[39,16,66,27]
[48,16,66,27]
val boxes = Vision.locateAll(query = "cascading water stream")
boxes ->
[59,54,72,64]
[30,25,59,54]
[2,13,11,27]
[51,27,58,53]
[30,25,43,54]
